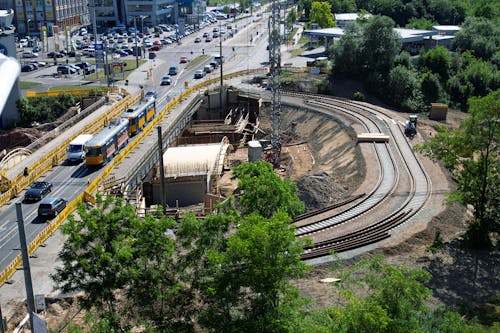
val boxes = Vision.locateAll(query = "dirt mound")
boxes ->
[296,171,347,210]
[0,127,45,152]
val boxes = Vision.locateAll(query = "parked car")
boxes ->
[37,197,67,219]
[24,181,53,202]
[22,51,38,58]
[21,64,35,72]
[194,69,205,78]
[48,51,64,58]
[83,66,96,75]
[160,75,172,85]
[168,66,178,75]
[161,38,172,45]
[32,45,42,52]
[75,61,91,69]
[31,60,47,67]
[56,65,76,74]
[179,56,189,63]
[114,49,128,57]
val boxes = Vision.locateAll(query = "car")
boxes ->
[194,69,205,78]
[75,61,91,69]
[114,49,128,57]
[22,51,38,58]
[21,64,35,72]
[209,60,219,69]
[161,38,172,45]
[203,65,212,73]
[194,37,202,43]
[56,65,76,74]
[160,75,172,85]
[32,45,42,52]
[213,32,219,38]
[205,36,212,42]
[145,90,156,99]
[48,51,64,58]
[68,64,81,74]
[24,181,53,202]
[168,66,178,75]
[153,40,162,46]
[179,56,189,63]
[149,45,161,52]
[83,66,96,75]
[37,197,67,218]
[203,32,209,38]
[31,60,47,67]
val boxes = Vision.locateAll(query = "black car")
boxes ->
[21,64,35,72]
[47,51,64,58]
[37,197,67,218]
[84,66,96,75]
[24,181,53,202]
[75,61,91,69]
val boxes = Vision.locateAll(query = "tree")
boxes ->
[199,211,310,332]
[419,46,452,80]
[232,160,305,218]
[361,15,401,75]
[453,17,500,60]
[331,22,363,78]
[406,17,436,30]
[385,65,425,112]
[421,71,445,105]
[310,2,335,28]
[417,90,500,248]
[52,196,137,329]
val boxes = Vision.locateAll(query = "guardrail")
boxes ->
[0,68,264,287]
[0,89,140,207]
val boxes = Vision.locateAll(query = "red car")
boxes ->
[153,40,162,46]
[149,45,161,52]
[205,36,213,42]
[179,56,189,63]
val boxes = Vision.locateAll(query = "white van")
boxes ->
[67,134,93,163]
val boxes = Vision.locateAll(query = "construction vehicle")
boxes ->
[404,115,418,139]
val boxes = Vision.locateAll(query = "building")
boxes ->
[334,13,371,28]
[12,0,89,36]
[143,140,231,210]
[0,9,21,128]
[303,27,439,54]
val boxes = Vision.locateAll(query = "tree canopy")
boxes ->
[309,2,335,28]
[417,90,499,248]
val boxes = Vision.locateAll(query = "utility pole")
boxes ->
[219,19,223,116]
[268,0,282,166]
[16,203,35,333]
[89,0,99,80]
[133,17,139,68]
[157,126,166,213]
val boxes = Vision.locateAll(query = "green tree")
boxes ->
[419,46,452,80]
[453,17,500,60]
[331,22,363,78]
[417,90,500,248]
[385,65,425,112]
[52,196,136,329]
[232,160,305,218]
[310,2,335,28]
[361,15,401,75]
[421,71,445,104]
[199,211,310,332]
[406,17,436,30]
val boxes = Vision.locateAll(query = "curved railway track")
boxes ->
[280,91,431,261]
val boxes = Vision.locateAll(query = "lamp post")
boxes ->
[26,19,31,42]
[140,15,147,34]
[133,16,139,68]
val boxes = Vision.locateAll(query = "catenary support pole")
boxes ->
[157,126,166,213]
[16,203,35,333]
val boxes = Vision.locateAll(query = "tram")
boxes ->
[85,118,129,166]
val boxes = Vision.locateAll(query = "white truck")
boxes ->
[67,134,93,163]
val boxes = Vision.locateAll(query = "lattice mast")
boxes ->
[268,0,282,166]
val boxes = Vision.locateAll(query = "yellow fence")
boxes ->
[0,69,259,287]
[26,88,107,97]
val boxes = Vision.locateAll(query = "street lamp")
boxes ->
[26,19,31,42]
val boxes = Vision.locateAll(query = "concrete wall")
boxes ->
[151,175,208,207]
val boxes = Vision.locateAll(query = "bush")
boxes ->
[17,94,79,127]
[353,91,365,101]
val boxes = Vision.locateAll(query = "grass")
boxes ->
[20,81,42,89]
[186,55,210,70]
[84,59,147,82]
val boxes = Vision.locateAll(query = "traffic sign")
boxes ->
[95,43,104,51]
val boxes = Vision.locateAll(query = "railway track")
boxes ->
[280,91,431,260]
